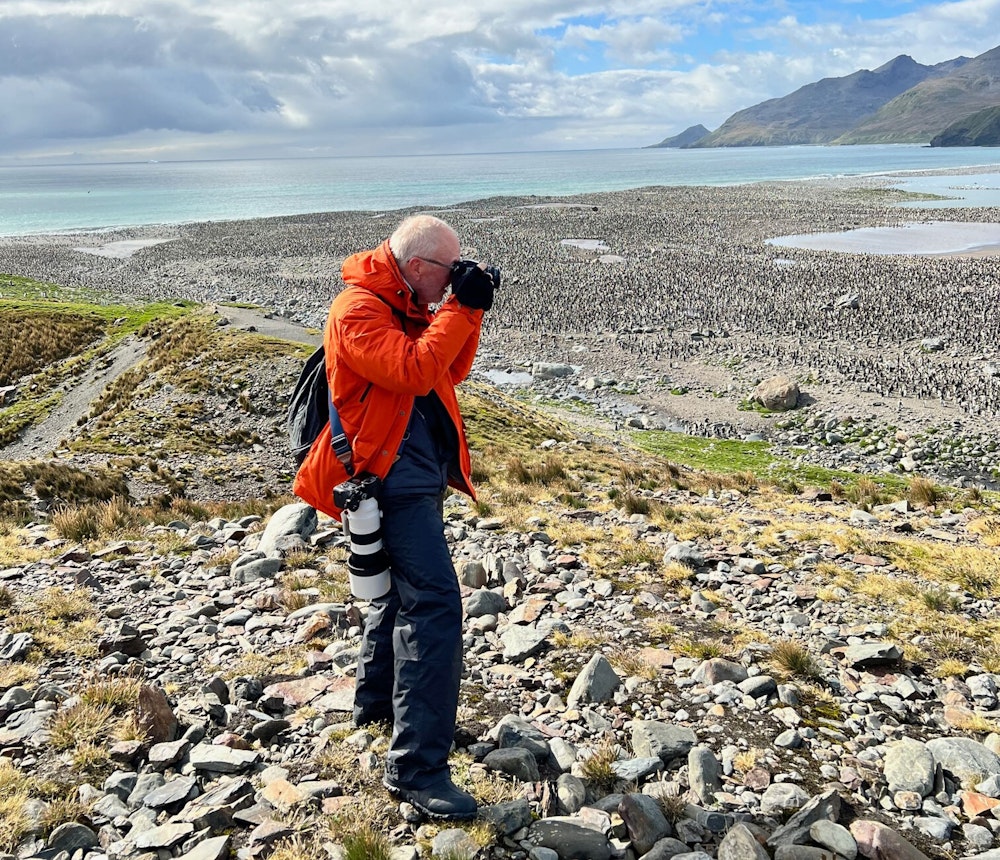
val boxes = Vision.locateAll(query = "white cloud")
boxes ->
[0,0,999,161]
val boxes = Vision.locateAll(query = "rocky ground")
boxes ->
[1,176,1000,860]
[2,377,1000,860]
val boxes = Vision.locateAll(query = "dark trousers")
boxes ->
[353,493,462,789]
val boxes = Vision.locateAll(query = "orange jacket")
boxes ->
[292,240,482,519]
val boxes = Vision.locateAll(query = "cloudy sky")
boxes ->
[2,0,999,163]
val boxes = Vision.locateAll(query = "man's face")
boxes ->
[408,234,461,306]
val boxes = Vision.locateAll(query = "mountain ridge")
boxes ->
[660,44,1000,147]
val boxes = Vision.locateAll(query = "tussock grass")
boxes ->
[932,658,969,679]
[551,629,606,650]
[969,516,1000,547]
[0,311,105,387]
[769,640,823,681]
[35,588,94,621]
[611,649,659,681]
[672,636,727,660]
[214,646,311,681]
[907,476,941,508]
[0,663,39,690]
[579,737,622,794]
[732,748,769,774]
[49,703,116,751]
[0,462,130,520]
[78,676,143,712]
[338,829,393,860]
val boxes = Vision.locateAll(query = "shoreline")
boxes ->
[2,172,999,486]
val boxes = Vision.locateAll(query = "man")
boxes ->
[293,215,497,820]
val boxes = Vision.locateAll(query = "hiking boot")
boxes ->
[382,775,477,820]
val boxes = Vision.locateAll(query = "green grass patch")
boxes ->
[631,429,912,493]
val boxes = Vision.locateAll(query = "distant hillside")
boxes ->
[930,105,1000,146]
[667,45,1000,147]
[694,54,959,147]
[838,45,1000,143]
[647,124,710,148]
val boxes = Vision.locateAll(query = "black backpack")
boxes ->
[287,346,328,466]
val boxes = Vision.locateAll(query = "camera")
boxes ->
[333,473,382,512]
[333,474,391,600]
[450,259,501,291]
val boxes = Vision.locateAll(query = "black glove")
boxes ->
[451,260,496,311]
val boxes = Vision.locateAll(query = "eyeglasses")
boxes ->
[415,256,456,270]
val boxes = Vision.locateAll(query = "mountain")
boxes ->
[930,105,1000,146]
[837,45,1000,143]
[646,124,711,148]
[693,54,960,147]
[671,46,1000,147]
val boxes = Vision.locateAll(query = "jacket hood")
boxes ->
[341,240,428,323]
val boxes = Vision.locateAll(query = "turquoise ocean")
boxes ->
[2,145,1000,237]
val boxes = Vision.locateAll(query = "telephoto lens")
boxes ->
[334,476,391,600]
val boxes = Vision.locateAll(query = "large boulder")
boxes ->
[751,375,800,411]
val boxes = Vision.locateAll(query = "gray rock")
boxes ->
[0,632,33,661]
[549,737,579,772]
[738,675,777,697]
[144,776,199,809]
[176,834,231,860]
[46,822,99,853]
[688,746,721,805]
[717,823,769,859]
[809,819,857,860]
[963,823,995,853]
[483,747,540,782]
[611,757,663,782]
[148,739,191,771]
[760,783,810,817]
[91,793,130,823]
[257,503,317,554]
[491,715,552,760]
[775,729,802,749]
[460,561,489,589]
[465,588,507,618]
[127,773,166,809]
[884,738,935,795]
[837,642,902,668]
[133,822,196,850]
[767,790,841,849]
[527,818,612,860]
[556,774,587,814]
[926,737,1000,785]
[187,743,261,773]
[230,554,283,583]
[480,798,532,836]
[773,848,838,860]
[630,721,698,763]
[566,653,621,708]
[638,838,693,859]
[693,658,748,685]
[432,828,480,858]
[620,793,672,855]
[532,362,575,380]
[500,624,547,661]
[663,542,705,568]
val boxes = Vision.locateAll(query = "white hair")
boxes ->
[388,215,457,263]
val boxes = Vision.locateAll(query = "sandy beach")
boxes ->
[1,172,998,459]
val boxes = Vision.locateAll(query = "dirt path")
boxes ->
[0,308,320,462]
[2,337,149,461]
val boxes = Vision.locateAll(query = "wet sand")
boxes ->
[768,221,1000,256]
